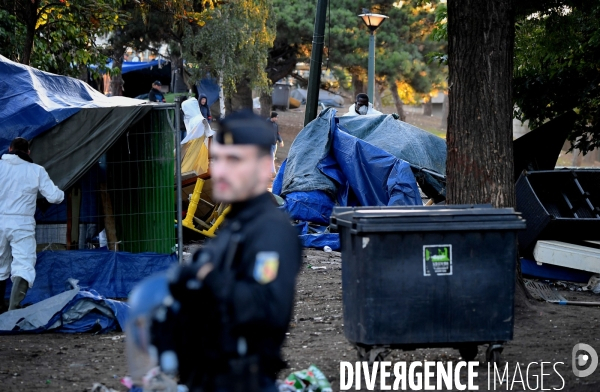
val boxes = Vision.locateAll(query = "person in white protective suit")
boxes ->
[0,137,64,313]
[342,93,383,116]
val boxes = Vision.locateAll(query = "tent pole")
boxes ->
[304,0,328,126]
[174,98,184,264]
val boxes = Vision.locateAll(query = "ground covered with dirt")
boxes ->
[1,106,599,391]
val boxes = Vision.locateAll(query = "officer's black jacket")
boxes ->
[183,192,301,379]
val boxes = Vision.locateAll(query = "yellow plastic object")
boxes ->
[181,178,229,238]
[183,179,205,229]
[181,136,210,176]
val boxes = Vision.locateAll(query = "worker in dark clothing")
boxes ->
[168,109,302,392]
[198,93,212,122]
[148,80,166,102]
[267,112,283,174]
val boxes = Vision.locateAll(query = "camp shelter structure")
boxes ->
[0,55,178,306]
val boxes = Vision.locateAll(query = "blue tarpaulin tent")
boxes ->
[0,55,147,154]
[274,108,447,250]
[0,56,176,316]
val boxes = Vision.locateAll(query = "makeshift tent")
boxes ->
[274,108,447,250]
[0,55,178,307]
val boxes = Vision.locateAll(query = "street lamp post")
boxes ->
[358,12,388,102]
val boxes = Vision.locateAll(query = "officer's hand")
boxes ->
[280,141,284,147]
[392,113,400,120]
[196,263,214,280]
[167,264,203,302]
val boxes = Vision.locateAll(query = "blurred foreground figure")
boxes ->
[128,110,302,392]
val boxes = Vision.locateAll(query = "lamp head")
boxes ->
[358,12,389,32]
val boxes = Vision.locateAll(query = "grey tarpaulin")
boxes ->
[282,109,337,197]
[338,115,446,175]
[0,288,78,332]
[281,108,446,198]
[0,282,129,334]
[30,106,153,191]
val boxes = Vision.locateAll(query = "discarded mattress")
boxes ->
[0,282,128,334]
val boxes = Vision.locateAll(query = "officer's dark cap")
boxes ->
[215,109,274,147]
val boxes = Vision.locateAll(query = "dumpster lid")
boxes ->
[330,205,526,233]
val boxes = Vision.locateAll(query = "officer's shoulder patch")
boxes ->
[253,251,279,284]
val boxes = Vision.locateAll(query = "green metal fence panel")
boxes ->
[106,107,176,254]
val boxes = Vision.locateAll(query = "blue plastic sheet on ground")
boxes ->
[299,233,340,250]
[285,191,334,225]
[0,285,129,334]
[294,221,328,235]
[0,55,145,153]
[294,221,340,250]
[2,250,177,306]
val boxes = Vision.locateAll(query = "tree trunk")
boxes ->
[260,90,272,118]
[110,59,124,97]
[390,79,406,121]
[171,54,188,94]
[441,93,449,130]
[78,65,88,83]
[446,0,515,208]
[108,45,127,96]
[423,97,433,116]
[225,77,253,113]
[21,0,41,65]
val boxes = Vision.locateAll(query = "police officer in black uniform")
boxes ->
[168,109,302,392]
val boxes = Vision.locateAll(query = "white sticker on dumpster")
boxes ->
[423,244,452,276]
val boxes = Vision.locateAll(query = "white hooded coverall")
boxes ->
[0,154,64,287]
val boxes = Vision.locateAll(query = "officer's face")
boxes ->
[210,142,272,203]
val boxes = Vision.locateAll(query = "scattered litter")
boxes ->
[525,280,600,306]
[91,383,119,392]
[584,275,600,294]
[281,364,332,392]
[100,335,125,340]
[323,246,332,252]
[311,266,327,270]
[120,377,134,389]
